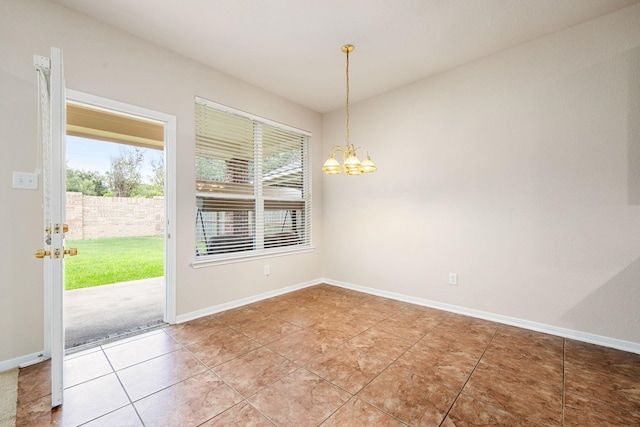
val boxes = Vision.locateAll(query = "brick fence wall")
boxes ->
[66,192,164,240]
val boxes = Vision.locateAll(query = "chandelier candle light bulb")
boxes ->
[322,44,377,176]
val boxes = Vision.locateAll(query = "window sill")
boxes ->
[191,246,315,269]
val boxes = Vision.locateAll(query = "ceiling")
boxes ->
[51,0,639,113]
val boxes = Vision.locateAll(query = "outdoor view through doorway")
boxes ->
[64,102,166,349]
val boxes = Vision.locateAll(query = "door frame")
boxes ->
[62,89,177,324]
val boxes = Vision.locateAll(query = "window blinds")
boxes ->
[195,97,311,258]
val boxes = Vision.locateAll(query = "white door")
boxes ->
[35,47,68,408]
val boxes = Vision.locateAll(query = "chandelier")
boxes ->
[322,44,377,176]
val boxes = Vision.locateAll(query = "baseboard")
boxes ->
[5,276,637,369]
[322,278,640,355]
[0,352,45,372]
[175,279,320,324]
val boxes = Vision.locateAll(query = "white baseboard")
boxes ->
[0,352,45,372]
[175,279,319,324]
[4,277,638,369]
[322,278,640,355]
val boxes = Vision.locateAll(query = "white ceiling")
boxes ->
[51,0,639,113]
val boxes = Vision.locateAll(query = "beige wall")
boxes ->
[2,0,640,365]
[323,4,640,343]
[0,0,324,363]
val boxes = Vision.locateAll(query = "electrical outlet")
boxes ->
[264,265,270,276]
[448,273,458,286]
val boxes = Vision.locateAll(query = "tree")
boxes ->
[107,146,144,197]
[196,156,225,182]
[66,168,107,196]
[149,154,164,195]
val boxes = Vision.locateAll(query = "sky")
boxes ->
[66,136,163,183]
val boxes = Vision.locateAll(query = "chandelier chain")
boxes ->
[345,47,350,144]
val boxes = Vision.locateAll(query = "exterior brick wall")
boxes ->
[65,192,164,240]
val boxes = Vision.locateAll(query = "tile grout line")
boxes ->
[305,305,423,427]
[438,324,500,426]
[255,299,415,425]
[325,311,448,425]
[355,321,438,427]
[135,333,250,424]
[177,326,280,426]
[20,286,640,425]
[98,344,146,426]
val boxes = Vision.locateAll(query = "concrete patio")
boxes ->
[64,277,165,350]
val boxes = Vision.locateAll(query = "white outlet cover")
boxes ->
[448,273,458,285]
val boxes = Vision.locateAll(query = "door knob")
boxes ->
[35,248,77,258]
[64,248,78,257]
[35,249,51,259]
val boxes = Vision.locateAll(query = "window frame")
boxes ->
[192,97,313,268]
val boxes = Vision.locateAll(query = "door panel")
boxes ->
[35,47,66,408]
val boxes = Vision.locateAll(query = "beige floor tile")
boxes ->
[201,401,273,426]
[134,370,242,426]
[272,304,330,328]
[463,363,562,425]
[306,342,394,394]
[64,350,113,388]
[563,392,640,426]
[249,368,350,427]
[231,315,301,345]
[103,330,182,370]
[321,397,406,426]
[117,348,207,401]
[18,373,129,427]
[565,339,640,378]
[185,328,261,368]
[442,394,539,426]
[565,360,640,411]
[267,329,343,365]
[163,316,227,346]
[394,344,478,391]
[14,285,640,426]
[81,404,143,427]
[213,346,298,396]
[17,360,51,405]
[359,295,409,315]
[358,364,458,426]
[371,316,432,342]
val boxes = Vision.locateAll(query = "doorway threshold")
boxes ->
[65,322,167,355]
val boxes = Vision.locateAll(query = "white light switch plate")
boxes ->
[12,171,38,190]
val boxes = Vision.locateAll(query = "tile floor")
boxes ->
[15,284,640,426]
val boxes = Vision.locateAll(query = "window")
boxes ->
[195,97,311,262]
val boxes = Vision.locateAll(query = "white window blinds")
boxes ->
[195,97,311,260]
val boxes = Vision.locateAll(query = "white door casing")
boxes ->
[65,89,178,325]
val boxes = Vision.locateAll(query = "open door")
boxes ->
[34,47,72,408]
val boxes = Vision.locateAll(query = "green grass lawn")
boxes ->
[65,235,164,290]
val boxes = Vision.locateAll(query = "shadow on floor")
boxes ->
[64,277,165,350]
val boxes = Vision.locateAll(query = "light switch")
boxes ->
[12,171,38,190]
